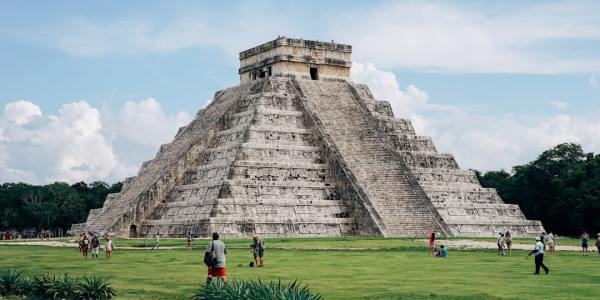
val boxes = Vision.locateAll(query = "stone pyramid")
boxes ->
[72,37,544,238]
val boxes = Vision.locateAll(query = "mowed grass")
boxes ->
[1,238,599,299]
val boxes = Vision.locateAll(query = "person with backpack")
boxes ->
[204,232,227,284]
[90,235,100,259]
[251,235,265,267]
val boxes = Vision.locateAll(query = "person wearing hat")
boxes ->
[528,236,549,274]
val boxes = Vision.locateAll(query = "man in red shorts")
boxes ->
[205,232,227,284]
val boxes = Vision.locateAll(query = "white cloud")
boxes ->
[351,62,429,116]
[551,100,569,109]
[4,100,42,125]
[351,63,600,171]
[0,98,191,184]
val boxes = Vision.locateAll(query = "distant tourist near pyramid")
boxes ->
[72,37,545,238]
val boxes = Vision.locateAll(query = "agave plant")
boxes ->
[193,279,322,300]
[0,269,23,296]
[49,273,80,300]
[18,276,33,296]
[32,273,57,298]
[78,275,116,299]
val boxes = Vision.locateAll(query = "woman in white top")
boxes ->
[105,237,114,260]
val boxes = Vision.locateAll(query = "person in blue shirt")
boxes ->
[528,237,549,274]
[440,245,448,257]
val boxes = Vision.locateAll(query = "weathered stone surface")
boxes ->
[73,37,544,238]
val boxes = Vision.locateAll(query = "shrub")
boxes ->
[18,276,33,295]
[79,275,116,299]
[32,273,57,298]
[49,273,80,300]
[0,269,23,296]
[193,279,322,300]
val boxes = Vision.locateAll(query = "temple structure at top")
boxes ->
[239,36,352,84]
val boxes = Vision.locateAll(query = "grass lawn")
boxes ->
[1,238,599,299]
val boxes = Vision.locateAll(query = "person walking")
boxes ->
[90,235,100,259]
[428,233,436,256]
[581,231,590,255]
[505,231,513,255]
[205,232,227,284]
[528,237,549,274]
[105,236,113,260]
[497,233,506,256]
[187,232,193,249]
[151,232,160,250]
[251,235,265,267]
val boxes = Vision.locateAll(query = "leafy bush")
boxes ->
[193,279,322,300]
[50,273,80,300]
[32,273,57,298]
[0,269,23,296]
[18,276,33,295]
[79,275,117,299]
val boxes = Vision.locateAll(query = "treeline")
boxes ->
[0,181,121,231]
[477,143,600,236]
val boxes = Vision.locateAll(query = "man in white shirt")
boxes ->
[528,237,549,274]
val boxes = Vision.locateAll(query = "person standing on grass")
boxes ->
[187,232,193,249]
[81,234,90,259]
[251,235,265,267]
[105,236,113,260]
[497,232,506,256]
[581,231,590,255]
[595,233,600,255]
[546,232,556,255]
[505,231,513,255]
[528,236,549,274]
[91,235,100,259]
[205,232,227,284]
[151,232,160,250]
[428,232,436,256]
[78,232,84,253]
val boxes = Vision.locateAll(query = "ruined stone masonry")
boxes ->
[72,37,544,238]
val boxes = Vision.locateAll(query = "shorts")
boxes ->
[582,242,588,248]
[92,247,99,254]
[253,248,265,258]
[208,267,227,277]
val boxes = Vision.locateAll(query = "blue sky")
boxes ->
[1,1,600,184]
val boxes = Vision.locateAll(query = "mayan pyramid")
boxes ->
[72,37,544,238]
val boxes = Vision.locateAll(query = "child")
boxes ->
[440,245,448,257]
[105,236,113,260]
[433,246,439,257]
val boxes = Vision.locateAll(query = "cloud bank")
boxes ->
[0,99,190,184]
[351,62,600,171]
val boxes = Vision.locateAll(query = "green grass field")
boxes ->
[1,237,599,299]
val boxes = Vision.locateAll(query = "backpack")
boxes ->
[203,242,218,267]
